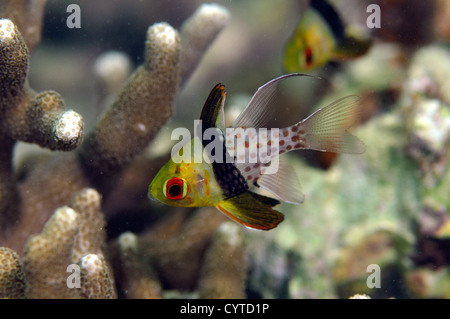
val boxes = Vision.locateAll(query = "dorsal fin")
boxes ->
[201,83,249,198]
[233,73,318,129]
[311,0,345,40]
[200,83,226,133]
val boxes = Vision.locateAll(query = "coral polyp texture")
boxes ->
[0,247,26,298]
[0,16,84,232]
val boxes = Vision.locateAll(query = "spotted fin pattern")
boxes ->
[228,77,364,202]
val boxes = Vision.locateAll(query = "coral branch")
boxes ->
[0,247,26,298]
[0,2,245,299]
[0,19,28,100]
[0,18,84,230]
[139,208,228,290]
[69,188,107,262]
[25,90,84,151]
[179,3,230,86]
[22,206,80,298]
[0,19,83,151]
[110,232,162,299]
[0,0,47,52]
[0,137,19,231]
[78,254,117,299]
[198,222,247,298]
[9,188,117,298]
[78,23,181,176]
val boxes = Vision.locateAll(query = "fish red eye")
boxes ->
[163,177,187,200]
[304,47,313,68]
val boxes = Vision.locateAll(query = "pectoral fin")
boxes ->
[217,192,284,230]
[333,35,372,60]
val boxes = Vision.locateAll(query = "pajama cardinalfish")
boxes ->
[283,0,371,72]
[148,74,365,230]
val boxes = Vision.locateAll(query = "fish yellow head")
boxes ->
[148,148,223,208]
[283,8,336,72]
[284,1,371,73]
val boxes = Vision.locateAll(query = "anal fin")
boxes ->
[217,192,284,231]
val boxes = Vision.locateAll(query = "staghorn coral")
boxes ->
[108,212,247,299]
[78,254,116,299]
[22,206,81,298]
[110,232,162,299]
[0,2,249,299]
[0,17,84,232]
[1,188,116,298]
[137,207,229,291]
[179,3,231,87]
[78,22,181,179]
[69,188,108,262]
[0,3,230,255]
[0,0,47,52]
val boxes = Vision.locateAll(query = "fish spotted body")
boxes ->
[149,73,365,230]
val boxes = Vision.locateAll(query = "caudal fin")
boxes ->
[295,95,365,154]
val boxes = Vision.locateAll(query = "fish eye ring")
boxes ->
[163,177,188,200]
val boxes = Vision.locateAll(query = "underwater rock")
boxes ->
[401,46,450,240]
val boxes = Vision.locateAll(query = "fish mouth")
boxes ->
[147,185,159,202]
